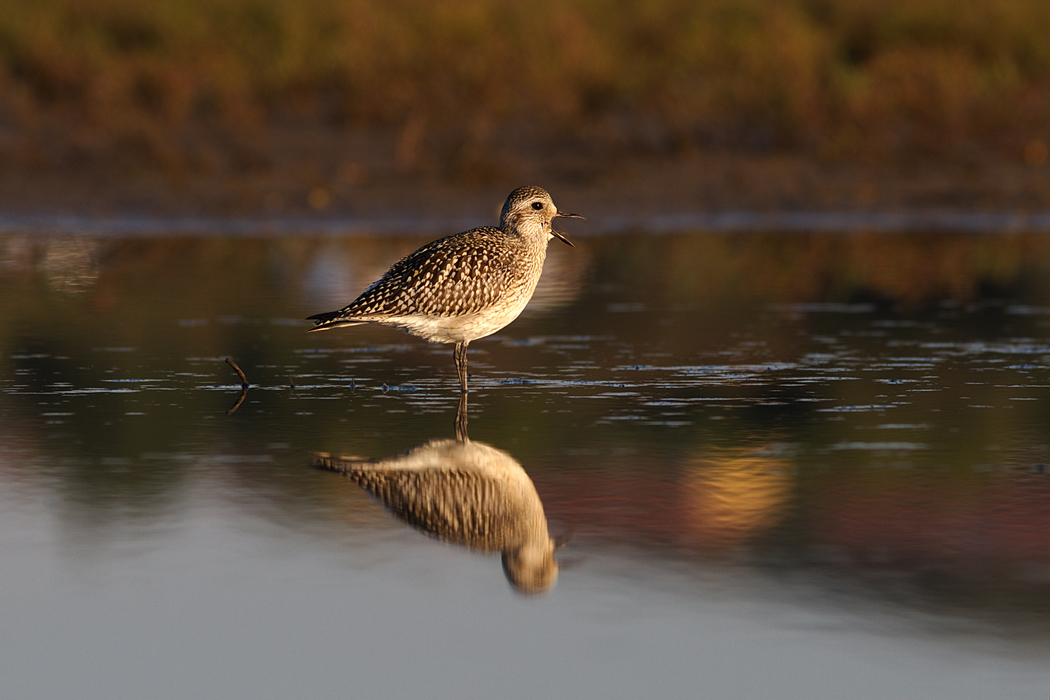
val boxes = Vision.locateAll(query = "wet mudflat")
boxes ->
[2,229,1050,699]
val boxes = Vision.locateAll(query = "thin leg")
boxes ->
[454,341,470,393]
[454,391,469,442]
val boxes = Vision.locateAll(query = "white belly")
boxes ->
[388,299,531,344]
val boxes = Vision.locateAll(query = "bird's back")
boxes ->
[344,468,526,550]
[315,440,541,551]
[341,226,539,320]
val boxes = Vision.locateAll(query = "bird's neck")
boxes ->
[505,217,550,251]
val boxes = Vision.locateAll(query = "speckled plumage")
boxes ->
[307,186,582,391]
[315,438,557,594]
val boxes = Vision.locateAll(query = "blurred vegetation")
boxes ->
[2,0,1049,176]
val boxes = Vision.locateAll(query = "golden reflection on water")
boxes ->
[679,448,792,553]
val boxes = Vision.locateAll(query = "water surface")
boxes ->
[2,230,1049,699]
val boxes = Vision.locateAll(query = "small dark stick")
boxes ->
[224,357,249,415]
[225,357,249,388]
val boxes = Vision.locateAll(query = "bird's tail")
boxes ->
[306,310,365,332]
[313,452,367,473]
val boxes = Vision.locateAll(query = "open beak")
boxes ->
[552,211,584,247]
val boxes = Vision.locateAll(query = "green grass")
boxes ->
[2,0,1049,168]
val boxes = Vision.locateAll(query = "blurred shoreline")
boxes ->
[2,131,1049,226]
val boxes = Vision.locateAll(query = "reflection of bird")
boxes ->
[316,432,557,594]
[307,186,582,392]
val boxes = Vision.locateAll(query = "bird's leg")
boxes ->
[455,391,469,442]
[454,341,469,393]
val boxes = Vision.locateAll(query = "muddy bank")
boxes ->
[2,126,1049,223]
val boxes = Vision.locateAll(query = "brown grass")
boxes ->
[1,0,1049,180]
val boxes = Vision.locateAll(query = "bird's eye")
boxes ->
[531,201,543,210]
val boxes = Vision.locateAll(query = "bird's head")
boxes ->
[502,538,559,595]
[499,185,583,247]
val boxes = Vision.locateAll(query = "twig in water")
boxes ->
[224,357,249,415]
[225,357,249,388]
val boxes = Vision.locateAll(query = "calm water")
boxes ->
[2,229,1050,699]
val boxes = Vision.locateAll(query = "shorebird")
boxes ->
[307,186,582,391]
